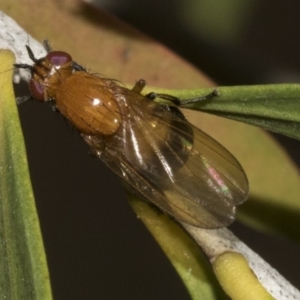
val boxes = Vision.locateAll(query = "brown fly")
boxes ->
[14,44,248,228]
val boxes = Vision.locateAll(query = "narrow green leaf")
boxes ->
[0,50,52,299]
[152,84,300,140]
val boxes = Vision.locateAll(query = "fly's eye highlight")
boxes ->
[46,51,72,67]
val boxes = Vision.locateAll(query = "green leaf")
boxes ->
[0,50,52,299]
[152,84,300,140]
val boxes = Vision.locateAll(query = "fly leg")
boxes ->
[131,79,181,104]
[132,79,147,93]
[160,104,188,121]
[147,89,218,121]
[15,95,34,105]
[145,91,181,105]
[131,79,185,119]
[132,79,219,113]
[179,89,219,105]
[146,89,219,106]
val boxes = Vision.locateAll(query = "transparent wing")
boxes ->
[83,91,248,228]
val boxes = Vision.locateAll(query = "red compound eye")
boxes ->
[29,79,45,102]
[46,51,72,67]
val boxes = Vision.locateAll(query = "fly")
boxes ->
[14,44,248,228]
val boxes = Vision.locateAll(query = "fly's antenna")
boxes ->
[13,62,33,71]
[25,45,38,63]
[42,39,52,53]
[13,45,37,71]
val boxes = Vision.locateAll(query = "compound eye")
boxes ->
[46,51,72,67]
[29,79,45,102]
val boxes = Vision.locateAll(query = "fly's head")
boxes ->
[15,45,74,102]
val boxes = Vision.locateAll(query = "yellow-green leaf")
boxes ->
[0,50,52,300]
[128,193,229,300]
[213,252,274,300]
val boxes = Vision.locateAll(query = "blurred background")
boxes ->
[15,0,300,299]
